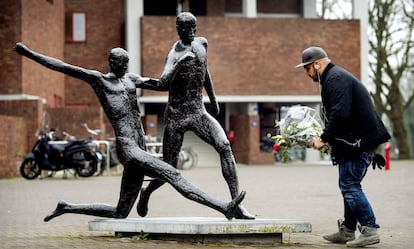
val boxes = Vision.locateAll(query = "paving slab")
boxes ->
[1,160,414,248]
[89,217,311,244]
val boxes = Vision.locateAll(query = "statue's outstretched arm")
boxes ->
[14,42,100,83]
[136,76,167,91]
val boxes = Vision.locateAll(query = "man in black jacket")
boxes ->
[296,46,391,247]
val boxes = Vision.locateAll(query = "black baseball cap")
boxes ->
[295,46,328,68]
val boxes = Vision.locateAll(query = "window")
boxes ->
[144,0,176,15]
[65,12,86,42]
[143,0,206,16]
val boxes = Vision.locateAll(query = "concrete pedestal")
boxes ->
[89,217,312,244]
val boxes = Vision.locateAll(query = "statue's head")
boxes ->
[108,48,129,77]
[176,12,196,45]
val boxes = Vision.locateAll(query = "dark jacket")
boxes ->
[319,63,391,159]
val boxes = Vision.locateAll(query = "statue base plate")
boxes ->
[89,217,311,244]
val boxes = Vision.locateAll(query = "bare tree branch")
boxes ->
[368,0,414,158]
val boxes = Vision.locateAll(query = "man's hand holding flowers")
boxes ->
[312,137,326,150]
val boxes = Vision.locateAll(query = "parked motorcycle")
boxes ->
[20,129,98,180]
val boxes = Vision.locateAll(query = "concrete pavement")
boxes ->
[0,160,413,248]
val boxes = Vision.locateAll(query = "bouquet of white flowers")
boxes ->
[272,105,330,162]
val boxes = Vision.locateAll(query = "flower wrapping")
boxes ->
[272,105,330,162]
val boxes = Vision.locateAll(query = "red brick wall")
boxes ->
[0,0,65,106]
[206,0,226,16]
[46,107,105,139]
[0,0,22,94]
[64,0,125,107]
[0,99,44,153]
[230,115,274,164]
[141,17,360,97]
[0,116,27,178]
[20,0,65,107]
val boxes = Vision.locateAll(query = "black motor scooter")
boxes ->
[20,130,98,179]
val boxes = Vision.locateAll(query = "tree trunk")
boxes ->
[388,109,411,159]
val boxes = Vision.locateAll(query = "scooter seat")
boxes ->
[49,143,66,153]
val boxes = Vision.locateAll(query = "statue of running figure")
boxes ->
[14,42,246,221]
[137,12,255,219]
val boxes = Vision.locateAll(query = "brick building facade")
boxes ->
[141,17,360,96]
[0,0,362,177]
[140,14,360,165]
[0,0,65,105]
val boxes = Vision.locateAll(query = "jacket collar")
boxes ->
[320,63,335,85]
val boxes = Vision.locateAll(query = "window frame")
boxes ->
[65,11,87,43]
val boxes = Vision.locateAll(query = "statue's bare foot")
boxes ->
[137,187,149,217]
[44,200,68,222]
[235,205,255,219]
[224,191,246,220]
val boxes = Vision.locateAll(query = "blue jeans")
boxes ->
[338,152,379,230]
